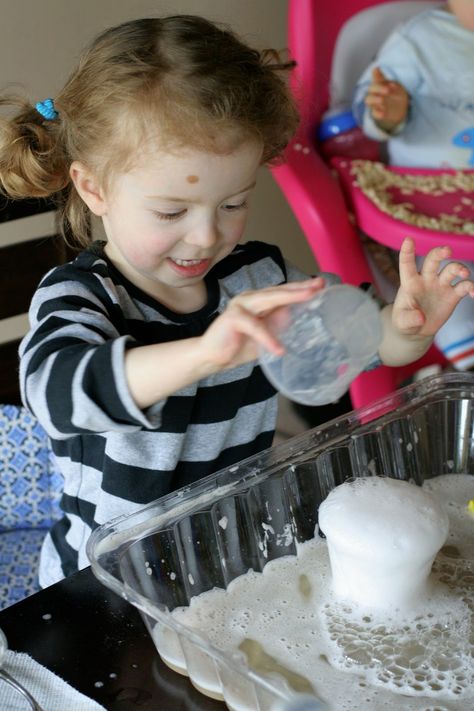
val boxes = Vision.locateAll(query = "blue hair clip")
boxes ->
[35,98,58,121]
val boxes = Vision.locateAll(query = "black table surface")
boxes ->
[0,566,225,710]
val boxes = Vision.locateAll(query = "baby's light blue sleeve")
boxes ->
[352,26,422,140]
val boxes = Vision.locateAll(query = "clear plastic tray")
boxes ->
[87,372,474,711]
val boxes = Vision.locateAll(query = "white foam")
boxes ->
[153,474,474,710]
[318,477,449,608]
[422,474,474,560]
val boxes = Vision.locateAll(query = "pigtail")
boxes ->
[0,95,68,200]
[259,48,296,73]
[57,187,92,249]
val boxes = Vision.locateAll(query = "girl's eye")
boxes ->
[223,200,248,212]
[153,210,186,221]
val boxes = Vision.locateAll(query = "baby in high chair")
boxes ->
[353,0,474,370]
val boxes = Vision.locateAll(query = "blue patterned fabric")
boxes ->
[0,405,64,609]
[0,529,47,607]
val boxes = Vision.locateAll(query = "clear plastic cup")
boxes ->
[259,284,383,406]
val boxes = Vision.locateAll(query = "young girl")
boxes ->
[0,15,472,588]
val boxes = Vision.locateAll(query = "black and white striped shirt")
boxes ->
[19,240,311,586]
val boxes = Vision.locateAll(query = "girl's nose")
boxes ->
[186,221,218,247]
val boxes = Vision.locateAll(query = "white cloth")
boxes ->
[0,650,106,711]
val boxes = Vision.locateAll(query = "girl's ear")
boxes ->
[70,161,107,216]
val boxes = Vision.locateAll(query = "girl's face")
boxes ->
[98,140,262,312]
[448,0,474,30]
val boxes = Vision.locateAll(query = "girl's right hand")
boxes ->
[365,66,409,132]
[125,278,325,410]
[199,278,325,372]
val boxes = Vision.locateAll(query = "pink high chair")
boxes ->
[271,0,474,409]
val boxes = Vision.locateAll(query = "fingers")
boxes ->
[438,261,471,287]
[400,239,474,289]
[365,93,388,121]
[452,278,474,300]
[367,67,401,97]
[278,277,324,291]
[372,66,387,84]
[226,303,287,355]
[419,245,452,278]
[222,279,327,357]
[366,85,390,100]
[365,69,407,124]
[398,237,419,282]
[364,89,402,121]
[232,277,325,317]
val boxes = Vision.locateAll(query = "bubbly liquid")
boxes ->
[155,474,474,711]
[318,476,450,609]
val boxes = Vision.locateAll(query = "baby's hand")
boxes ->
[365,67,409,131]
[392,238,474,338]
[199,278,325,371]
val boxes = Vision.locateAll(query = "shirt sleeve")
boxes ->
[284,259,342,287]
[352,25,422,140]
[19,267,164,439]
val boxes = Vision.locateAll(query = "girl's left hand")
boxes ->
[392,238,474,338]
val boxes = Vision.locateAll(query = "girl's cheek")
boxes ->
[233,220,248,242]
[126,234,168,265]
[142,222,179,252]
[126,245,151,267]
[225,215,248,242]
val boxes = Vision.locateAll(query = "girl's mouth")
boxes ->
[167,257,211,277]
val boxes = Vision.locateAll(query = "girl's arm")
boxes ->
[125,279,324,409]
[378,238,474,366]
[378,304,431,366]
[21,266,325,433]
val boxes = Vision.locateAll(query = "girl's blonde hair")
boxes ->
[0,15,298,247]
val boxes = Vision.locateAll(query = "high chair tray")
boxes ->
[333,158,474,257]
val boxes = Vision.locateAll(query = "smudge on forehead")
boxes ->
[187,175,199,183]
